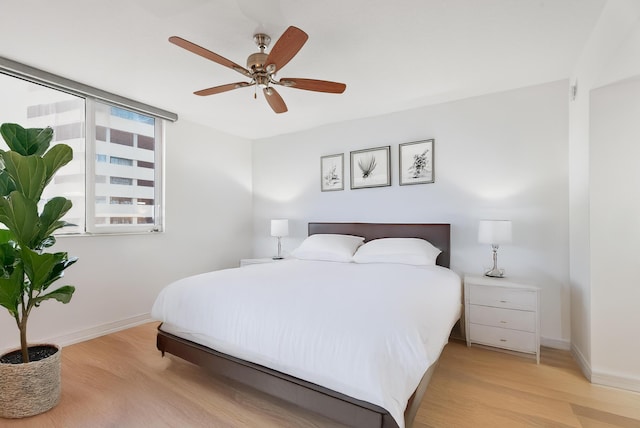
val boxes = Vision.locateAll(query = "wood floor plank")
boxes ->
[571,404,640,428]
[2,322,640,427]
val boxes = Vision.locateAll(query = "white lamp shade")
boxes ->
[270,219,289,237]
[478,220,512,244]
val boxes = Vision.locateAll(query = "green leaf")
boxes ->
[0,123,53,156]
[0,241,16,278]
[33,285,75,307]
[2,152,47,201]
[0,263,23,317]
[0,191,41,247]
[42,144,73,188]
[0,229,14,244]
[21,248,61,292]
[21,247,76,292]
[43,256,77,291]
[38,197,72,242]
[0,241,17,268]
[0,169,16,197]
[39,235,56,249]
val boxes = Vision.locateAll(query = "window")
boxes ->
[110,177,133,185]
[110,156,133,166]
[110,217,133,225]
[110,197,133,205]
[90,102,162,233]
[0,60,172,235]
[137,135,154,150]
[109,129,134,147]
[137,160,154,169]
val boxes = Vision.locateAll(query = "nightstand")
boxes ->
[464,274,540,363]
[239,258,280,267]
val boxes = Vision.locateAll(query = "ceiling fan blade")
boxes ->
[265,26,308,72]
[279,78,346,94]
[169,36,252,78]
[194,82,252,96]
[263,87,288,113]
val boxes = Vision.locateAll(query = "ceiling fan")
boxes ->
[169,26,346,113]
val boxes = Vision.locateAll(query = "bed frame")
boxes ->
[157,222,451,428]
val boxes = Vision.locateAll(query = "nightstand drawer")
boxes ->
[469,323,536,353]
[469,305,536,332]
[468,285,536,311]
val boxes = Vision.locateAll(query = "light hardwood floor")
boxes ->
[3,322,640,427]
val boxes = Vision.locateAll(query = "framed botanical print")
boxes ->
[320,153,344,191]
[350,146,391,189]
[399,139,434,185]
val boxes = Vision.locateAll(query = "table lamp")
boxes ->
[478,219,512,278]
[270,219,289,260]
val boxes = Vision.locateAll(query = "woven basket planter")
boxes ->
[0,345,61,419]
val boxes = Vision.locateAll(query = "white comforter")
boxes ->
[151,260,461,428]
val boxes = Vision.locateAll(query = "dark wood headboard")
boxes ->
[308,222,451,268]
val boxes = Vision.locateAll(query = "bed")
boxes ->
[153,222,460,428]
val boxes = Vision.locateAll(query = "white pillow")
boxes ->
[352,238,441,266]
[291,234,365,262]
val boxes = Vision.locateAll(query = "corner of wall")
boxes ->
[541,336,571,351]
[571,342,592,382]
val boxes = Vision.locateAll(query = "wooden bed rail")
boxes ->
[157,326,399,428]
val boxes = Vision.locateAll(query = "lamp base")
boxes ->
[272,256,284,260]
[484,267,505,278]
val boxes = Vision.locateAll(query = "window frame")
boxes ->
[0,56,174,236]
[85,99,165,235]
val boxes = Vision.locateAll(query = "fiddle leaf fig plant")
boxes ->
[0,123,77,363]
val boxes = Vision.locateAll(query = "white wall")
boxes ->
[590,77,640,389]
[590,1,640,389]
[568,0,640,390]
[252,80,570,346]
[0,118,253,352]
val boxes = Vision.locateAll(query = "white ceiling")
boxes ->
[1,0,605,140]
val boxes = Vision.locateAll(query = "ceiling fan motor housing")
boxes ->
[247,52,268,72]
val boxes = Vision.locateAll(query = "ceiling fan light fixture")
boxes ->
[255,75,270,88]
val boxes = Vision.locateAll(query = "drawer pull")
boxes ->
[500,321,507,324]
[499,300,508,303]
[500,339,507,342]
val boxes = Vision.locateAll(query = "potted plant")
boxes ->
[0,123,77,418]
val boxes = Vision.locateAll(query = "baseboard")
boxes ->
[571,343,592,381]
[591,370,640,393]
[50,313,153,349]
[541,336,571,350]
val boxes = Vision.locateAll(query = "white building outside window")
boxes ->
[0,72,165,235]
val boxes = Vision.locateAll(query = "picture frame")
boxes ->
[350,146,391,189]
[320,153,344,191]
[399,139,434,185]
